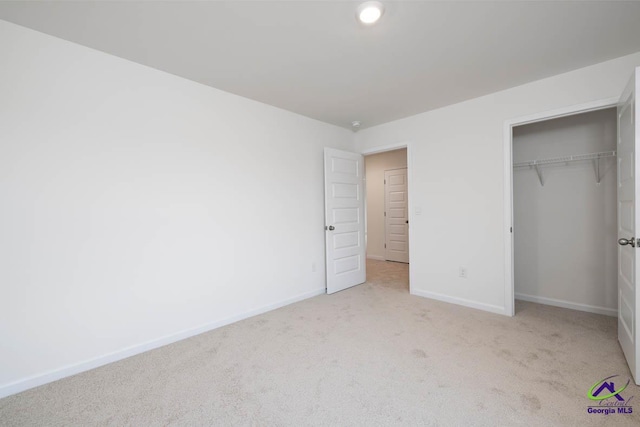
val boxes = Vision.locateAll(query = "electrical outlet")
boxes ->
[459,267,467,278]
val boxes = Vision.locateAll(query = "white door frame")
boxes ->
[361,142,414,294]
[503,97,619,316]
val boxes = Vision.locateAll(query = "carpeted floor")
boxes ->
[1,259,639,426]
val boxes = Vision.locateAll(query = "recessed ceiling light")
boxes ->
[357,1,384,25]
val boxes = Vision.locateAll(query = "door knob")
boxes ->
[618,237,636,247]
[327,225,335,231]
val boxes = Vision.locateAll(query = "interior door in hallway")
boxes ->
[324,148,366,294]
[617,66,640,385]
[384,168,409,263]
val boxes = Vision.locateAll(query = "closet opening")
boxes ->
[511,107,618,316]
[364,148,410,293]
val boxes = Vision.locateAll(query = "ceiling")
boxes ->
[1,1,640,130]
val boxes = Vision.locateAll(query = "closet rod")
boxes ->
[513,151,616,186]
[513,151,616,168]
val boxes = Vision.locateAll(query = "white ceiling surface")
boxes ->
[1,1,640,130]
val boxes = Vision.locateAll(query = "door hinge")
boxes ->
[384,179,386,184]
[384,211,386,216]
[384,243,386,248]
[510,227,513,233]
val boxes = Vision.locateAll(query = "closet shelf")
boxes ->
[513,151,616,186]
[513,151,616,168]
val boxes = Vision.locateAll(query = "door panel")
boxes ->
[324,148,366,294]
[617,67,639,385]
[384,168,409,263]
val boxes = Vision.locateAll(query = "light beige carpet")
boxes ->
[1,260,639,426]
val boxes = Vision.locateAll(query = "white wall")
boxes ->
[354,52,640,315]
[0,20,353,397]
[365,149,407,260]
[513,109,617,316]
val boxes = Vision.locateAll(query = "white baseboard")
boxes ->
[366,255,385,261]
[0,288,326,399]
[411,289,507,316]
[515,293,617,317]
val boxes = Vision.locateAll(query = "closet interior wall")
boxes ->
[513,108,618,316]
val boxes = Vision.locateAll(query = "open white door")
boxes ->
[617,67,640,385]
[324,148,366,294]
[384,168,409,263]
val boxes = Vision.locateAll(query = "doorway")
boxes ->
[364,148,410,291]
[511,108,617,316]
[503,97,620,317]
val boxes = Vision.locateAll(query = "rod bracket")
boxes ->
[534,164,544,186]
